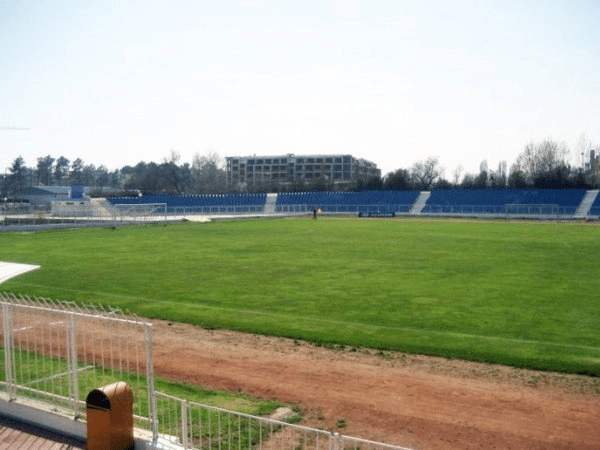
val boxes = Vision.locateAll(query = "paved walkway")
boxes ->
[0,416,85,450]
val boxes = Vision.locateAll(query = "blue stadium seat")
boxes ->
[424,189,586,215]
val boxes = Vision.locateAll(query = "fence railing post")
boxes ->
[181,398,188,450]
[145,323,159,443]
[68,312,80,415]
[333,433,344,450]
[2,302,15,400]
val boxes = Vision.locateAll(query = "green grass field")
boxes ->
[2,218,600,375]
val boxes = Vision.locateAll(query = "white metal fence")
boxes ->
[153,392,413,450]
[421,203,571,218]
[1,202,168,225]
[0,292,157,431]
[52,201,168,222]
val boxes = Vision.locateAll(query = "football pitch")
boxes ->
[1,217,600,375]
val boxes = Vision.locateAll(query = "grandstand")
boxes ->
[421,189,589,217]
[275,190,421,214]
[105,189,599,220]
[107,193,267,214]
[4,189,599,227]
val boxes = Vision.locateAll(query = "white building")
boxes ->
[226,154,381,191]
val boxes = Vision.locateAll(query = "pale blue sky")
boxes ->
[1,0,599,178]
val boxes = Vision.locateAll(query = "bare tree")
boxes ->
[411,157,442,190]
[452,165,463,187]
[163,150,185,194]
[192,151,226,193]
[576,133,592,171]
[576,134,599,185]
[513,139,569,183]
[489,160,507,188]
[476,160,489,188]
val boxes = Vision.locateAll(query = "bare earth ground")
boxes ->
[150,319,600,450]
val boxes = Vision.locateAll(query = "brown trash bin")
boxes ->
[86,382,134,450]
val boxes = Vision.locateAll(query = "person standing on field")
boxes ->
[313,208,317,220]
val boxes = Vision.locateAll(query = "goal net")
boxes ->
[113,203,168,220]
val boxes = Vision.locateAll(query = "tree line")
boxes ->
[1,151,227,198]
[2,138,599,198]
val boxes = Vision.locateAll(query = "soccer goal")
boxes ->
[112,203,168,221]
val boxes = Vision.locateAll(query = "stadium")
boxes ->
[3,187,600,226]
[1,189,600,449]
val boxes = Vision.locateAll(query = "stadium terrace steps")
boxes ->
[90,198,119,216]
[264,193,278,214]
[574,189,599,218]
[589,191,600,217]
[410,191,431,215]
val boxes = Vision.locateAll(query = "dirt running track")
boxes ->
[149,320,600,450]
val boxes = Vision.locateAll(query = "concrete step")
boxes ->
[410,191,431,214]
[574,189,599,218]
[264,193,278,214]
